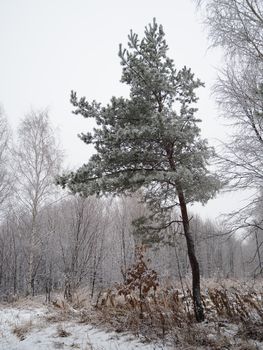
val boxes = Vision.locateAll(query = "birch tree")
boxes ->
[0,109,12,214]
[196,0,263,272]
[196,0,263,191]
[14,110,63,295]
[57,196,104,300]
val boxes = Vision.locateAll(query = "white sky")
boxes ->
[0,0,248,219]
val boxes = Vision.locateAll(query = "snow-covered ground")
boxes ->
[0,305,166,350]
[0,296,262,350]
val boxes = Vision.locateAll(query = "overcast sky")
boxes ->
[0,0,248,219]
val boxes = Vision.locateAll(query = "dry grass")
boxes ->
[88,279,263,348]
[45,294,82,324]
[71,287,91,309]
[12,320,33,341]
[237,322,263,342]
[8,280,261,349]
[45,305,77,324]
[176,323,261,350]
[0,294,45,310]
[56,325,71,337]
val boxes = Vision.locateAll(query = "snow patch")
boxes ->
[0,306,166,349]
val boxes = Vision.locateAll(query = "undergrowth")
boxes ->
[41,248,263,349]
[77,247,263,349]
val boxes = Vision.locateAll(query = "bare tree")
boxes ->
[195,1,263,185]
[196,0,263,273]
[56,196,105,300]
[203,0,263,62]
[112,196,143,282]
[0,108,12,214]
[13,110,63,295]
[215,67,263,190]
[243,193,263,276]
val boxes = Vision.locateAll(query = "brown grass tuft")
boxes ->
[12,320,32,341]
[56,325,71,337]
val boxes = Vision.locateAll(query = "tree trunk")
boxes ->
[120,226,127,282]
[255,230,262,276]
[64,277,72,302]
[27,206,37,296]
[90,269,97,299]
[11,228,17,295]
[177,187,205,322]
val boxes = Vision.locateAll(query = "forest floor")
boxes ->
[0,280,262,350]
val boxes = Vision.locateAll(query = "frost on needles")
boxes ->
[57,18,221,322]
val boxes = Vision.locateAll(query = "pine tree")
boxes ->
[58,19,221,322]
